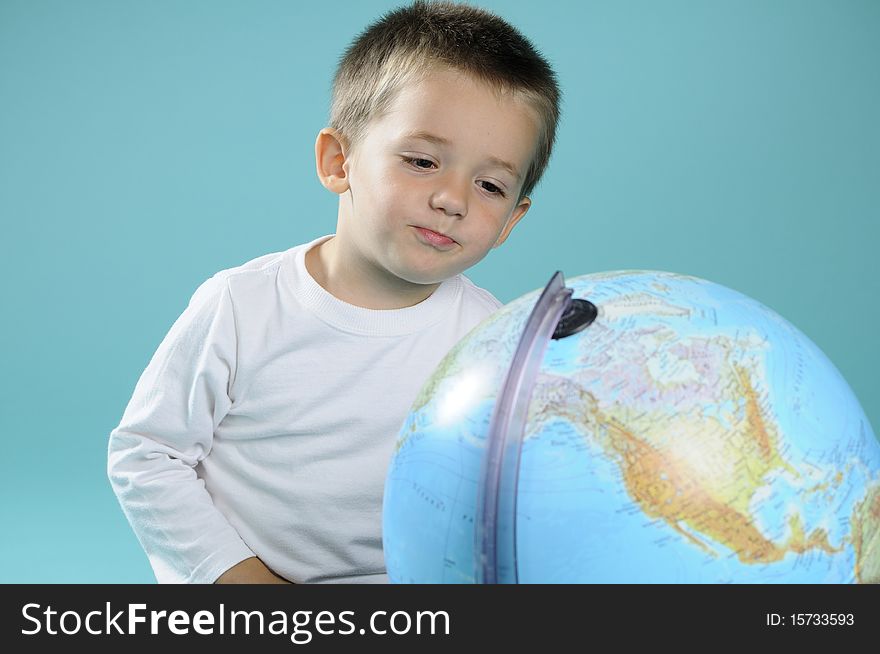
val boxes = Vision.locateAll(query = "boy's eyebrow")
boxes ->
[400,129,522,182]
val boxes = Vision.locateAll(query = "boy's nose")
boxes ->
[428,175,468,218]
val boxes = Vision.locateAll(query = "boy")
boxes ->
[107,0,560,584]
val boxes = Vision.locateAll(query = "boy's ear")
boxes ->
[493,196,531,248]
[315,128,351,194]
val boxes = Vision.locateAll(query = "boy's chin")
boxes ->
[394,257,480,287]
[397,271,449,287]
[390,264,459,287]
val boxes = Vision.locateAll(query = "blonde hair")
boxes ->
[329,0,561,201]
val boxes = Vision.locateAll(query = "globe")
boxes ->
[383,270,880,583]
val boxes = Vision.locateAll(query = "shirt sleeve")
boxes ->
[107,274,255,583]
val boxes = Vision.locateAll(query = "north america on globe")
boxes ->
[384,271,880,583]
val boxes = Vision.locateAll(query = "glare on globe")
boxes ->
[382,271,880,583]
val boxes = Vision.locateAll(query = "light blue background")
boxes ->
[1,0,876,582]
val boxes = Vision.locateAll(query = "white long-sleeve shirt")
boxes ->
[107,234,502,584]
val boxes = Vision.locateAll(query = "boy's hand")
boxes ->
[214,557,293,584]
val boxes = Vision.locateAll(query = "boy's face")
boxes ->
[328,67,537,287]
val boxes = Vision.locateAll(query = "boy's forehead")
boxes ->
[376,70,539,172]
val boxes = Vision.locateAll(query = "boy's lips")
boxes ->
[412,226,458,250]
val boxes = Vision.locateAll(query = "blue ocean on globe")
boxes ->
[382,271,880,583]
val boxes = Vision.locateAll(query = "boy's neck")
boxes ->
[304,236,441,310]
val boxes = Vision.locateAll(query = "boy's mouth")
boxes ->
[412,226,458,250]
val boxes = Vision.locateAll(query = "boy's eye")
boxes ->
[404,157,436,169]
[403,157,506,198]
[479,181,505,197]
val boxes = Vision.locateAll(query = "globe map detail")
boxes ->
[383,271,880,583]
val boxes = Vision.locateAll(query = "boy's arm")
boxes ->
[107,275,261,584]
[215,557,292,584]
